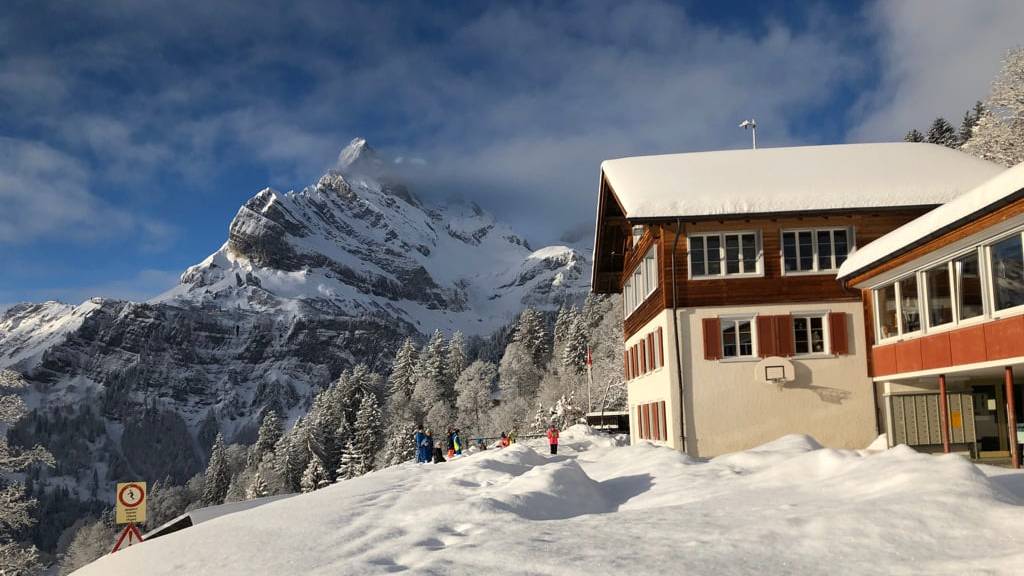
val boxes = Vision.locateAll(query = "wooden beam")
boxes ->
[938,374,951,454]
[1006,367,1020,469]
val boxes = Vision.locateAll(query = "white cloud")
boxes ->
[1,268,182,307]
[850,1,1024,141]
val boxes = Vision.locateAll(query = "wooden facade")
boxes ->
[606,208,930,340]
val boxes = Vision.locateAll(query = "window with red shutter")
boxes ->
[829,312,849,355]
[757,315,778,358]
[647,333,655,369]
[640,340,647,373]
[702,318,722,360]
[642,404,651,439]
[624,351,631,380]
[774,315,795,357]
[650,402,660,440]
[632,344,639,376]
[636,405,643,439]
[656,327,664,368]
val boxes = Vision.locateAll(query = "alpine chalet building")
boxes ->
[591,143,1003,456]
[839,159,1024,466]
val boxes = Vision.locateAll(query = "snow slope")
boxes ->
[76,427,1024,575]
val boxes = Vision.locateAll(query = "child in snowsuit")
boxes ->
[499,432,510,448]
[546,424,559,455]
[452,428,462,455]
[428,430,445,463]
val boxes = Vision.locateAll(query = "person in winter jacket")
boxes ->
[428,430,445,463]
[546,424,560,455]
[414,427,427,463]
[452,428,462,455]
[499,432,510,448]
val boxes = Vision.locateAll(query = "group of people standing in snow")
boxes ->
[412,424,560,462]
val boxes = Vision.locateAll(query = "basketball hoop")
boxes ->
[754,356,796,388]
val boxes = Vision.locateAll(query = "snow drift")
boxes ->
[74,426,1024,575]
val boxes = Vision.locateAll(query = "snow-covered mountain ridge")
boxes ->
[0,138,589,495]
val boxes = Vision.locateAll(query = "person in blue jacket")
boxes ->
[452,428,462,456]
[414,426,428,463]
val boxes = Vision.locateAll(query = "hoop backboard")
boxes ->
[753,356,796,385]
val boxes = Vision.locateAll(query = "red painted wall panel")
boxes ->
[894,339,923,373]
[920,333,952,370]
[872,345,898,377]
[948,325,987,365]
[984,316,1024,360]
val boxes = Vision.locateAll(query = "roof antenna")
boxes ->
[739,119,757,150]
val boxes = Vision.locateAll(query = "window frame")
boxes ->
[720,315,758,360]
[780,226,855,276]
[623,244,660,319]
[791,311,831,356]
[687,230,763,280]
[986,230,1024,319]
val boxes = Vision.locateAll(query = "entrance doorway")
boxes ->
[973,384,1009,458]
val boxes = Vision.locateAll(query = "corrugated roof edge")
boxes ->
[837,161,1024,282]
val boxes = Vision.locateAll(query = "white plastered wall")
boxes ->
[625,309,684,451]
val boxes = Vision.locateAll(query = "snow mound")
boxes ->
[75,434,1024,576]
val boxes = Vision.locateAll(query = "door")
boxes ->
[973,384,1009,458]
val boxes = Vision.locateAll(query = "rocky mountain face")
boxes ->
[0,138,590,505]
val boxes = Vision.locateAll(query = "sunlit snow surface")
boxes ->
[76,427,1024,575]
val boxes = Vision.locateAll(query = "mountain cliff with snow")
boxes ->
[0,138,589,503]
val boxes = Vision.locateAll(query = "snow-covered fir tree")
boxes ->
[553,305,574,354]
[379,421,416,468]
[963,47,1024,166]
[561,311,589,375]
[512,308,550,366]
[58,514,116,575]
[455,360,497,434]
[411,330,452,431]
[0,369,53,576]
[381,339,421,467]
[276,417,310,493]
[926,117,957,148]
[958,101,984,146]
[904,128,924,142]
[300,452,329,493]
[498,341,543,421]
[348,393,383,476]
[250,410,283,465]
[202,432,231,505]
[446,331,467,385]
[245,468,270,500]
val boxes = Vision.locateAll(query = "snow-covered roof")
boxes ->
[838,160,1024,282]
[601,143,1004,219]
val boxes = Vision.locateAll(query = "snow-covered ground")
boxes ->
[76,427,1024,575]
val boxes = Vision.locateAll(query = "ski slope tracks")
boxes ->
[76,426,1024,575]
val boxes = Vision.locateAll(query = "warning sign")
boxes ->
[115,482,147,525]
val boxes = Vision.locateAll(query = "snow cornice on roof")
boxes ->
[600,142,1004,220]
[837,161,1024,282]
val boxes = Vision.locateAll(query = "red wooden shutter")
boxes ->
[757,315,777,357]
[642,404,651,439]
[829,312,849,355]
[656,327,664,368]
[632,345,639,376]
[646,333,654,369]
[624,351,631,380]
[636,405,642,439]
[659,401,667,441]
[775,315,795,357]
[640,340,647,373]
[702,318,722,360]
[650,402,660,440]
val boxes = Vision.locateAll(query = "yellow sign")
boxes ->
[115,482,147,525]
[950,411,963,430]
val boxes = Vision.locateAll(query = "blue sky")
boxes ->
[2,0,1024,310]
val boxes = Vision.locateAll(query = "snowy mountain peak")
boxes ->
[337,137,383,175]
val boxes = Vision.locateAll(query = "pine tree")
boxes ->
[251,410,283,465]
[380,422,416,467]
[455,360,497,434]
[498,341,543,421]
[300,452,329,492]
[202,432,231,505]
[411,330,450,429]
[386,338,419,415]
[553,305,573,354]
[512,308,550,366]
[58,515,116,575]
[352,393,383,474]
[926,117,957,148]
[958,101,984,146]
[245,468,270,499]
[0,370,53,576]
[446,331,467,385]
[963,48,1024,166]
[561,312,589,375]
[903,128,924,143]
[276,417,310,492]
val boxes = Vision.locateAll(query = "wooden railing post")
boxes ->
[1006,367,1019,469]
[938,374,951,454]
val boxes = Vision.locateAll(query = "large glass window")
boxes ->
[877,283,898,339]
[722,318,754,358]
[690,232,758,277]
[623,245,659,318]
[899,276,921,333]
[925,264,953,327]
[990,233,1024,311]
[783,228,852,273]
[793,315,826,354]
[956,251,984,320]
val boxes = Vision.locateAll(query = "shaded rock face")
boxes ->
[0,137,590,507]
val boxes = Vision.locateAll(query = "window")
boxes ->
[877,283,898,339]
[631,225,644,246]
[956,251,984,320]
[690,232,759,277]
[924,264,953,327]
[990,233,1024,312]
[782,228,852,273]
[721,318,755,358]
[899,276,921,333]
[623,245,659,317]
[793,315,826,354]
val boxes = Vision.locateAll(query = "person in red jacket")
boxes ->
[499,432,510,448]
[546,424,559,455]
